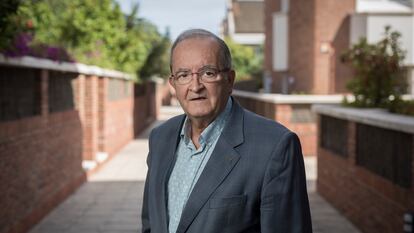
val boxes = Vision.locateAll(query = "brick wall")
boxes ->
[103,95,133,156]
[313,0,355,94]
[134,82,157,135]
[0,63,156,233]
[331,15,354,93]
[287,0,316,93]
[317,114,414,233]
[264,0,355,94]
[83,75,99,160]
[0,67,85,233]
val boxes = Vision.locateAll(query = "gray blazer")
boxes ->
[142,99,312,233]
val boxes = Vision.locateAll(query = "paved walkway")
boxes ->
[29,106,361,233]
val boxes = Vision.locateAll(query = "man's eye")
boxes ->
[177,73,189,79]
[203,70,216,77]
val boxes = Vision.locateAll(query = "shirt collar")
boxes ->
[180,98,232,147]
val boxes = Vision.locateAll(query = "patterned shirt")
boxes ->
[167,98,232,233]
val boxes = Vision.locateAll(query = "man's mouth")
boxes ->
[190,97,207,101]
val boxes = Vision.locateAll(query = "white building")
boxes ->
[351,0,414,93]
[221,0,265,47]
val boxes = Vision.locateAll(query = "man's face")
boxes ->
[170,38,235,121]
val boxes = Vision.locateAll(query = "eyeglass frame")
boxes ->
[169,66,230,85]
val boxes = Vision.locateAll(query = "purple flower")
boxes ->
[3,32,74,62]
[4,33,33,57]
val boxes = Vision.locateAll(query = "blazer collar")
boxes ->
[220,97,244,148]
[175,96,245,233]
[156,114,186,232]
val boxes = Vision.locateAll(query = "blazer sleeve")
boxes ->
[260,131,313,233]
[141,130,154,233]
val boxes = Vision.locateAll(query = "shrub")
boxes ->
[341,26,407,109]
[224,37,263,82]
[0,0,170,81]
[0,0,22,52]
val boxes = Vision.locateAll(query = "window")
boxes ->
[281,0,289,12]
[272,12,288,71]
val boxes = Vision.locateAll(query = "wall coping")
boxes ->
[312,104,414,134]
[0,55,133,80]
[232,90,346,104]
[352,12,414,16]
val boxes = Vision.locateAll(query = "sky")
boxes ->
[116,0,228,40]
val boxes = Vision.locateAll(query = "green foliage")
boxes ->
[224,37,263,82]
[0,0,171,81]
[341,26,407,109]
[139,30,171,80]
[17,0,62,45]
[0,0,24,50]
[388,98,414,116]
[19,0,137,72]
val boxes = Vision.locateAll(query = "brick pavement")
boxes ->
[29,106,361,233]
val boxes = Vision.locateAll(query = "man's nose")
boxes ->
[188,74,204,92]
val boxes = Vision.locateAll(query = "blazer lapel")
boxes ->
[155,115,185,232]
[176,99,245,233]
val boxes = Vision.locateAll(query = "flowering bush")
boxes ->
[3,32,73,62]
[1,0,73,61]
[3,33,32,57]
[341,26,411,115]
[0,0,170,80]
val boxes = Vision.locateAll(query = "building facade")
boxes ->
[222,0,265,47]
[264,0,414,94]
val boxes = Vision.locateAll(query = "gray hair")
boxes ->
[169,29,232,72]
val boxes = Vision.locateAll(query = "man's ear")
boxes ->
[168,77,177,97]
[227,69,236,94]
[168,77,175,88]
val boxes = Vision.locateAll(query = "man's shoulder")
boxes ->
[242,108,290,136]
[234,107,299,160]
[150,114,185,137]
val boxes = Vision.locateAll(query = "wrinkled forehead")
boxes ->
[172,36,219,56]
[171,38,221,71]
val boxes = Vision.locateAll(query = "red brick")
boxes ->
[0,67,157,233]
[265,0,355,94]
[317,119,414,233]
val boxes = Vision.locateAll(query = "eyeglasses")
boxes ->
[170,66,229,85]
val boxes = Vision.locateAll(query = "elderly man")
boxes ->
[141,29,312,233]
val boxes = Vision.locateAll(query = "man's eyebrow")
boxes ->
[175,68,191,73]
[174,65,218,73]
